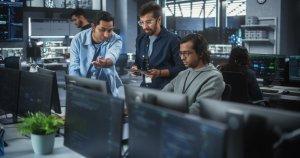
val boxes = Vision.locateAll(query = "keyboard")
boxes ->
[261,89,279,94]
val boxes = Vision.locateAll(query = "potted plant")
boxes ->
[17,112,64,155]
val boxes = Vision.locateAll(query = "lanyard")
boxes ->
[86,44,101,78]
[182,71,203,93]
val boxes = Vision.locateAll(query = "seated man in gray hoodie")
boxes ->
[162,33,225,114]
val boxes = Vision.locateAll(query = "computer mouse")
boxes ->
[282,91,290,95]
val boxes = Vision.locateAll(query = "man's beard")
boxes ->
[144,26,157,36]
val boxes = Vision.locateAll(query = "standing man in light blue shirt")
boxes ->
[69,11,123,96]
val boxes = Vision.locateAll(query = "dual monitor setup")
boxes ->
[0,67,61,124]
[63,77,300,158]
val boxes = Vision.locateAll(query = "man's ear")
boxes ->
[157,16,162,22]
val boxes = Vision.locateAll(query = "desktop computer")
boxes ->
[0,68,20,124]
[18,71,53,116]
[250,54,287,85]
[124,85,188,113]
[129,102,227,158]
[37,67,61,114]
[64,84,124,158]
[198,98,300,158]
[289,55,300,83]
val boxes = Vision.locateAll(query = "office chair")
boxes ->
[222,71,268,106]
[222,84,232,100]
[222,71,250,103]
[4,56,20,70]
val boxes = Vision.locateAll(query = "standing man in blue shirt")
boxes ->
[69,11,123,96]
[130,2,185,89]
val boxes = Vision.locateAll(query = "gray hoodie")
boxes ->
[162,63,225,114]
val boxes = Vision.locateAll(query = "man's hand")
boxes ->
[147,69,161,79]
[130,65,140,76]
[92,56,112,68]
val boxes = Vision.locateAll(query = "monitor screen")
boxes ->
[129,102,227,158]
[18,71,53,116]
[198,98,300,158]
[37,67,61,114]
[250,54,277,79]
[64,84,124,158]
[26,44,41,58]
[289,56,300,82]
[65,75,107,94]
[4,56,20,70]
[0,68,20,115]
[124,85,188,113]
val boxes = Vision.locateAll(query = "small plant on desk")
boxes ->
[17,112,64,155]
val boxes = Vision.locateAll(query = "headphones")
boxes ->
[193,33,205,56]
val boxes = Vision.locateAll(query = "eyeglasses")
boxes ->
[179,52,193,58]
[138,19,157,27]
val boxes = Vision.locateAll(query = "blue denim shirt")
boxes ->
[69,28,123,96]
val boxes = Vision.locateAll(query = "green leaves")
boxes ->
[17,112,64,135]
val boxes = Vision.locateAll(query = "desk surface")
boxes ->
[2,124,83,158]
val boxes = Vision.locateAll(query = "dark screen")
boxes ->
[26,45,41,58]
[129,102,227,158]
[37,67,61,114]
[64,84,124,158]
[18,71,53,116]
[0,68,20,114]
[65,75,107,94]
[289,56,300,82]
[198,98,300,158]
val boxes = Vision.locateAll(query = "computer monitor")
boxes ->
[18,71,53,116]
[26,42,41,59]
[37,67,61,114]
[249,54,287,85]
[4,56,20,70]
[129,102,227,158]
[0,68,20,124]
[289,55,300,82]
[124,85,188,113]
[64,84,124,158]
[65,75,107,94]
[197,98,300,158]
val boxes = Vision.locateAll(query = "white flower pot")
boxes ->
[31,133,55,155]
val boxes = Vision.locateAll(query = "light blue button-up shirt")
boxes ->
[69,28,123,97]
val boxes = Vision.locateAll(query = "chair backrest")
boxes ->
[222,71,250,103]
[222,84,232,100]
[4,56,20,70]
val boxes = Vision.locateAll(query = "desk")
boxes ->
[2,124,83,158]
[260,85,300,111]
[260,85,300,96]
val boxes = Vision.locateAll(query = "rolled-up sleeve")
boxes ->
[69,38,81,76]
[168,37,186,78]
[106,39,123,65]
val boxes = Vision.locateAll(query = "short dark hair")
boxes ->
[228,46,250,67]
[140,1,162,19]
[180,33,211,64]
[92,11,114,26]
[70,8,87,19]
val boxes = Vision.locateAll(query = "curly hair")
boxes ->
[228,46,250,67]
[221,46,250,72]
